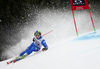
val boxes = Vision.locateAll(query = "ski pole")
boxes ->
[42,30,53,36]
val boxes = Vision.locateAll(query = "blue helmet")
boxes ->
[34,30,41,36]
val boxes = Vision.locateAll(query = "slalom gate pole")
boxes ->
[42,30,53,36]
[88,8,96,32]
[72,10,78,36]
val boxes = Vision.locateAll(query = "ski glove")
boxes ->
[42,48,48,51]
[33,38,35,41]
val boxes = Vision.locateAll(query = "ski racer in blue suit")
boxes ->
[19,30,48,59]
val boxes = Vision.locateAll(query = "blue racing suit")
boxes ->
[20,36,48,56]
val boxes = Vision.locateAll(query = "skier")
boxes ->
[18,30,48,59]
[7,30,50,64]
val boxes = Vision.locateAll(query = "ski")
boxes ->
[7,58,21,64]
[6,50,44,65]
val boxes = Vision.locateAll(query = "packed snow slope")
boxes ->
[0,30,100,69]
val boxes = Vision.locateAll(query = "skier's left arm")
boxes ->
[41,39,48,51]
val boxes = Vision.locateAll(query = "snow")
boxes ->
[0,31,100,69]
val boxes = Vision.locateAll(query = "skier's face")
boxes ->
[35,35,41,39]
